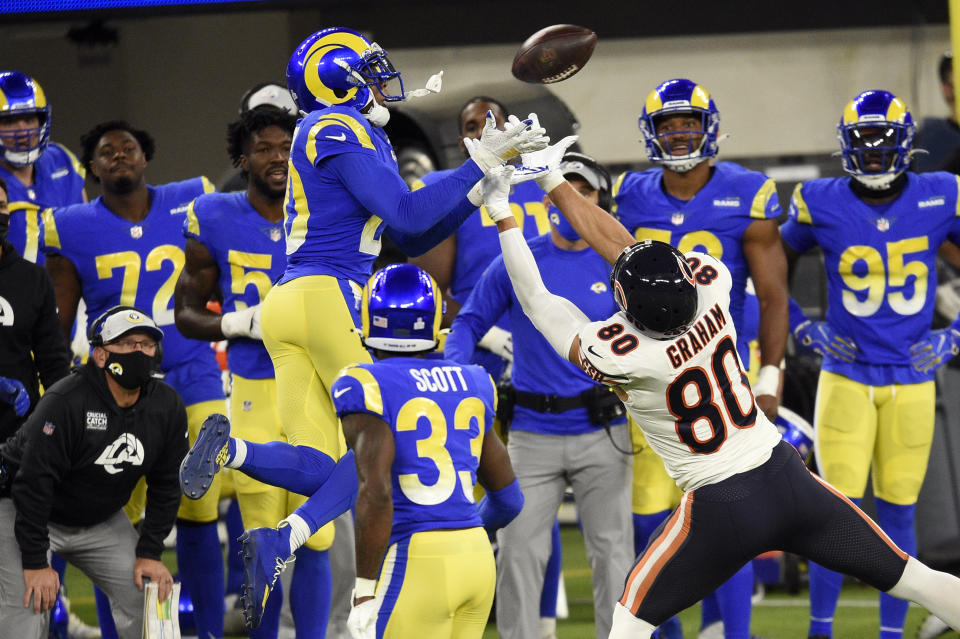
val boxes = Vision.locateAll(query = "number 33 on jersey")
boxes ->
[577,252,782,492]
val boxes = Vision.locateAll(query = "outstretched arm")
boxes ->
[544,181,635,265]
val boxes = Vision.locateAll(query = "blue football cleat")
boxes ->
[179,413,231,499]
[239,524,293,629]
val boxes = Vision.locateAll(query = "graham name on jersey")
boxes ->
[666,302,727,369]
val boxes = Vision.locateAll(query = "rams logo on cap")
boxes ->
[109,363,124,375]
[125,311,143,323]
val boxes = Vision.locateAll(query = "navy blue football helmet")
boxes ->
[774,406,815,459]
[639,78,720,173]
[611,240,698,340]
[286,27,405,116]
[361,263,444,353]
[837,89,916,189]
[0,71,51,167]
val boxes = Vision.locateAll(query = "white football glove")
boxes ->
[347,597,378,639]
[478,326,514,362]
[480,165,516,222]
[220,305,262,340]
[519,117,580,192]
[464,110,549,173]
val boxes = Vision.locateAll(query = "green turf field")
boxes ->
[63,526,956,638]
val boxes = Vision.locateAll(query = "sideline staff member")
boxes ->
[0,306,185,639]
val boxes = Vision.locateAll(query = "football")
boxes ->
[511,24,597,84]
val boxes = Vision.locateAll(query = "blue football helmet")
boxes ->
[837,89,916,189]
[286,27,405,116]
[361,263,444,353]
[639,78,720,173]
[0,71,51,167]
[774,406,815,459]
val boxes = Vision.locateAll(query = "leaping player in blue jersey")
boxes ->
[177,26,548,629]
[782,90,960,639]
[43,120,228,639]
[0,71,85,265]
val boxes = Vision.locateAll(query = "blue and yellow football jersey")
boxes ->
[184,191,286,380]
[331,357,495,544]
[613,161,780,364]
[781,172,960,385]
[0,143,85,264]
[45,177,223,404]
[281,105,396,286]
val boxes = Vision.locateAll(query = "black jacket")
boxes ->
[0,240,69,440]
[0,362,187,569]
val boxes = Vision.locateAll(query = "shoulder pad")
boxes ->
[332,364,384,416]
[305,109,378,164]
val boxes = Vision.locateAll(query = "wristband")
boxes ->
[354,577,377,599]
[752,364,780,397]
[536,170,565,194]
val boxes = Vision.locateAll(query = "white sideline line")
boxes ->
[755,599,918,608]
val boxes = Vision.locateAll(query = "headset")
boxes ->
[87,305,163,369]
[562,151,613,212]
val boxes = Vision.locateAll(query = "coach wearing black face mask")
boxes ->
[0,305,187,639]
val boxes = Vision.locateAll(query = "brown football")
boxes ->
[512,24,597,84]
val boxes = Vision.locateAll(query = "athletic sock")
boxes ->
[876,499,916,639]
[225,498,244,595]
[249,577,283,639]
[290,547,332,639]
[283,451,358,549]
[633,510,671,556]
[716,562,754,639]
[175,520,224,639]
[227,441,337,496]
[94,585,119,639]
[701,591,722,628]
[809,496,862,637]
[540,519,562,618]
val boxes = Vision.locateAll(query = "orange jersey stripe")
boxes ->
[620,492,694,615]
[808,470,908,561]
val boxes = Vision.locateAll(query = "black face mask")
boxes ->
[0,214,8,243]
[104,350,155,390]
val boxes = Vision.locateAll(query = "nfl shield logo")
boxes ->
[671,213,684,226]
[130,225,143,239]
[876,217,890,232]
[270,227,282,242]
[42,421,55,435]
[242,400,253,412]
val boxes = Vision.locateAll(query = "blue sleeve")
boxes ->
[325,153,483,235]
[477,478,523,537]
[385,196,477,257]
[788,298,810,332]
[780,219,817,253]
[444,259,513,364]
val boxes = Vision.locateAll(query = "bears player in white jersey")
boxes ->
[475,146,960,639]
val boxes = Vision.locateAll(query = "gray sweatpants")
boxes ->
[496,425,633,639]
[0,499,145,639]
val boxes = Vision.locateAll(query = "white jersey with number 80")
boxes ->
[577,252,782,492]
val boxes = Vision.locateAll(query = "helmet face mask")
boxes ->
[837,90,915,190]
[639,79,720,173]
[0,71,51,167]
[610,241,699,341]
[361,264,444,353]
[286,28,405,118]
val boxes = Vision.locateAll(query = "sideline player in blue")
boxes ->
[445,153,632,639]
[0,71,85,264]
[174,106,331,639]
[782,89,960,639]
[337,262,522,639]
[177,26,546,626]
[43,120,229,639]
[612,78,789,639]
